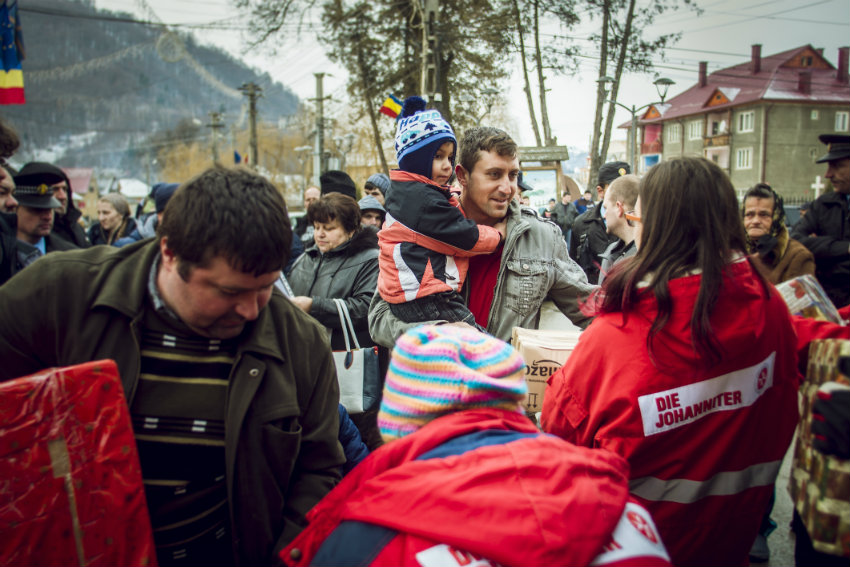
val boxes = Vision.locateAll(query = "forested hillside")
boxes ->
[1,0,299,176]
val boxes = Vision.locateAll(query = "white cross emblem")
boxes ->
[811,175,825,198]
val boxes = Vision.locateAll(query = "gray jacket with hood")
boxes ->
[368,200,595,346]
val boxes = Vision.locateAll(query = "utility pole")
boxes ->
[230,124,238,164]
[207,111,225,164]
[312,73,325,186]
[238,82,262,168]
[421,0,440,111]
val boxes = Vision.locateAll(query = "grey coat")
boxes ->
[368,200,596,347]
[288,228,380,350]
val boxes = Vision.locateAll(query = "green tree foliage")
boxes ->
[586,0,699,189]
[238,0,516,140]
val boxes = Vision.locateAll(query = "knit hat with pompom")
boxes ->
[378,324,528,442]
[394,96,457,181]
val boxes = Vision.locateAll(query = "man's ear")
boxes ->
[159,237,176,272]
[455,164,469,189]
[616,201,626,218]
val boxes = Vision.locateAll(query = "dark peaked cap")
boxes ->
[816,134,850,164]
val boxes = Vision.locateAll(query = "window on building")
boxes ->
[736,147,753,170]
[811,110,819,120]
[737,111,755,133]
[801,56,813,67]
[836,111,849,132]
[687,120,703,140]
[667,123,681,143]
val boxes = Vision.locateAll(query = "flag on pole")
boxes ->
[379,95,402,119]
[0,1,24,105]
[234,150,242,164]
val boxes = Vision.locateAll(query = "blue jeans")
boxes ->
[389,291,486,333]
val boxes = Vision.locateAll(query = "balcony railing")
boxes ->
[641,141,663,155]
[704,134,730,147]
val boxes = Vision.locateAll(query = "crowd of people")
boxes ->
[0,103,848,567]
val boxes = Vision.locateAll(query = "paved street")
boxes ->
[766,439,796,567]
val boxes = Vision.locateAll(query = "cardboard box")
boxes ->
[512,328,581,413]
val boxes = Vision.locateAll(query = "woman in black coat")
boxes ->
[288,192,383,448]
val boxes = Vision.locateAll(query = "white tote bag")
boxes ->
[331,298,381,414]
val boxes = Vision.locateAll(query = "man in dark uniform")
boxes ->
[570,161,630,284]
[791,134,850,308]
[14,162,89,248]
[12,183,77,271]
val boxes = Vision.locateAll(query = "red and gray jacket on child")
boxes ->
[377,170,502,304]
[280,408,671,567]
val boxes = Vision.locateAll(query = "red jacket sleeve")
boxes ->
[792,308,850,374]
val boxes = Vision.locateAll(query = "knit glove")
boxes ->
[811,379,850,460]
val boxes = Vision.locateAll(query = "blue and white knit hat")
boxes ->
[378,325,528,442]
[394,96,457,180]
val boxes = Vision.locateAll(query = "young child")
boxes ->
[378,96,506,331]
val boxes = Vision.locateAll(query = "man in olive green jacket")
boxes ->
[0,167,344,566]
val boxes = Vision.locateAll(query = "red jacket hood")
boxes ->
[294,408,631,567]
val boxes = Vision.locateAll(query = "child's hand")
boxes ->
[493,219,508,242]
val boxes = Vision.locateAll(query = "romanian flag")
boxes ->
[0,0,24,105]
[379,94,402,119]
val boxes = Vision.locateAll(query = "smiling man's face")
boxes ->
[456,150,518,226]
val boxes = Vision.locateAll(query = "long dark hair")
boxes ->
[597,157,761,366]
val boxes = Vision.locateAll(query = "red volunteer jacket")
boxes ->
[378,170,501,303]
[542,259,800,567]
[281,408,671,567]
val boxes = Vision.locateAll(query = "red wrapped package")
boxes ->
[0,360,157,566]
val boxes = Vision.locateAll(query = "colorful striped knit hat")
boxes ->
[378,325,528,442]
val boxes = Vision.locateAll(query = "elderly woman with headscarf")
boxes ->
[87,193,137,246]
[742,183,815,285]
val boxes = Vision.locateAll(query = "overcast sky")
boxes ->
[95,0,850,150]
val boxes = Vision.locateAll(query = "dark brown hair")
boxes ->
[458,127,517,175]
[158,166,291,279]
[0,117,20,159]
[307,192,361,234]
[597,157,764,366]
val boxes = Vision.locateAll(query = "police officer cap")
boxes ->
[12,162,66,209]
[13,182,61,209]
[598,161,631,187]
[816,134,850,163]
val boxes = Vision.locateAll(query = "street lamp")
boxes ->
[458,88,500,122]
[601,77,675,173]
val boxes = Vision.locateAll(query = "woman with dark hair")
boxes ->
[542,157,800,567]
[88,193,137,246]
[742,182,815,284]
[287,192,382,448]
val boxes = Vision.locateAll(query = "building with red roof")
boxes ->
[633,44,849,200]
